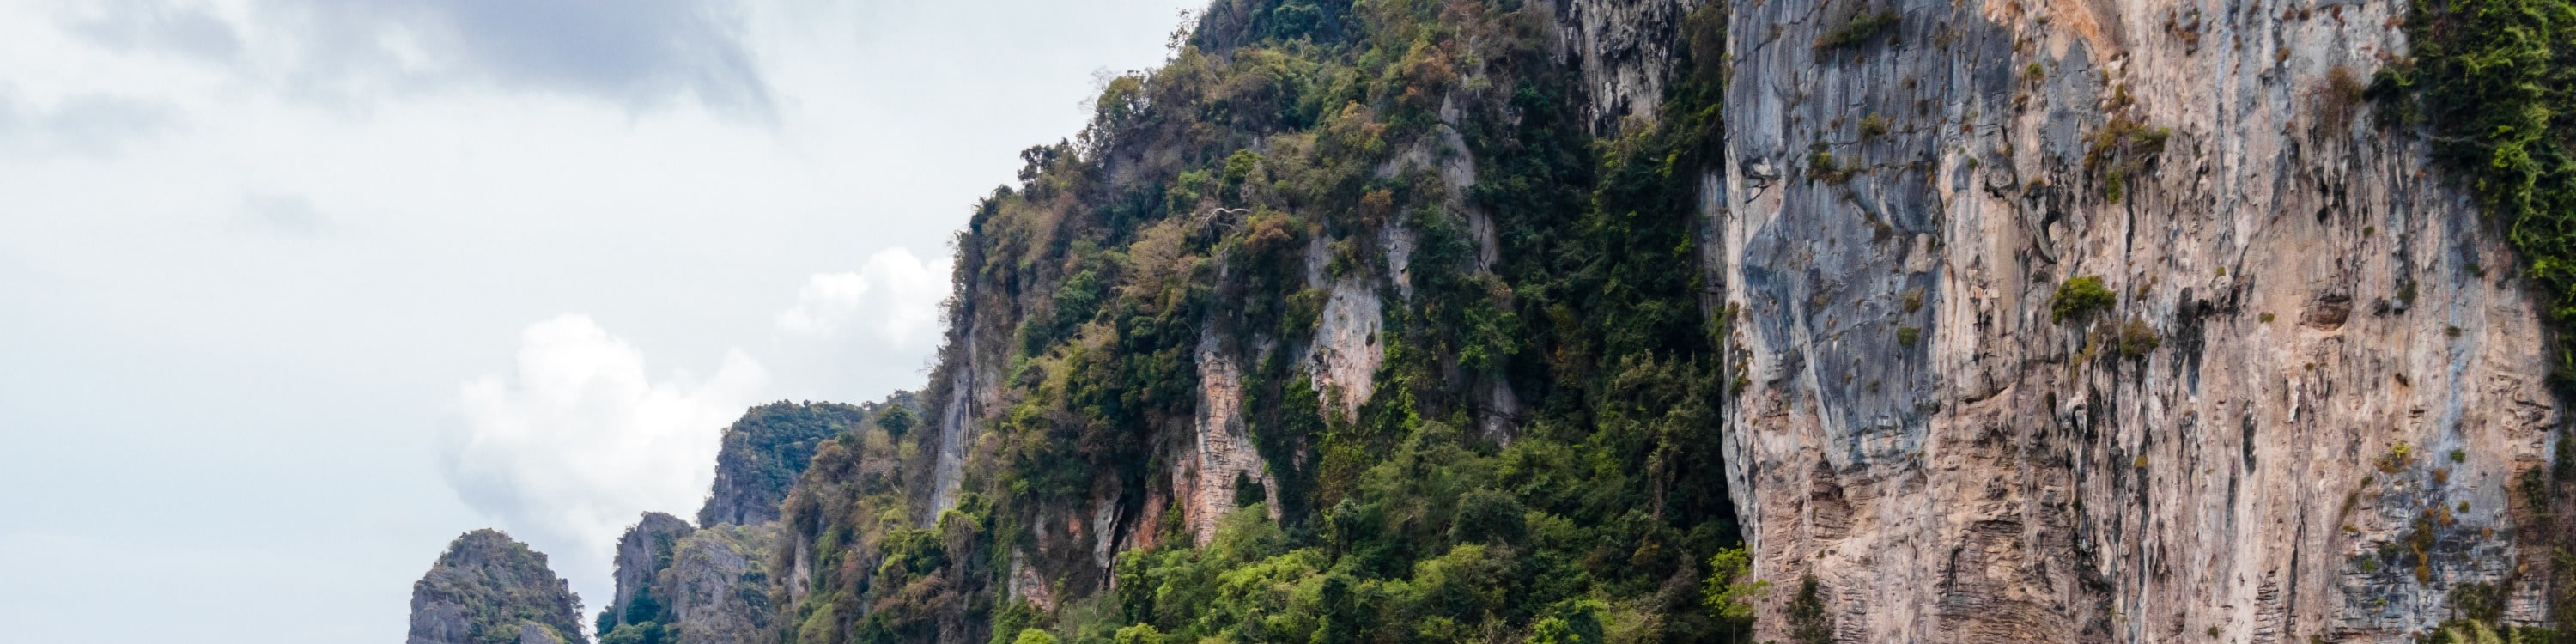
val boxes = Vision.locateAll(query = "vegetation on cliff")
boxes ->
[2383,0,2576,634]
[702,399,910,527]
[770,0,1746,643]
[408,529,589,644]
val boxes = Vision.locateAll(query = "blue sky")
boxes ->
[0,1,1195,641]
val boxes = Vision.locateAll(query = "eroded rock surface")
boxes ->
[603,512,692,632]
[1712,0,2563,641]
[657,524,778,644]
[1176,328,1282,544]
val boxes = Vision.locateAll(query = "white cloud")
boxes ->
[230,193,329,236]
[0,84,179,157]
[775,247,949,348]
[446,314,766,587]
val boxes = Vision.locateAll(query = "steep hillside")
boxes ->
[408,529,589,644]
[702,399,910,527]
[774,2,1747,643]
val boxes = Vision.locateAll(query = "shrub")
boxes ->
[2117,318,2160,357]
[2378,442,2415,473]
[2084,118,2172,199]
[2318,66,2367,131]
[1111,624,1164,644]
[1807,148,1848,182]
[1702,546,1768,622]
[1814,11,1900,49]
[1787,575,1835,644]
[2051,276,2117,323]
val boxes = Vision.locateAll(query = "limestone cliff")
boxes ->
[656,524,780,644]
[407,529,588,644]
[1710,0,2569,640]
[601,512,692,635]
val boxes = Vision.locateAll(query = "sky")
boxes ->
[0,0,1196,641]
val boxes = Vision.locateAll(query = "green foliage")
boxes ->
[2394,0,2576,381]
[1111,623,1165,644]
[1807,148,1848,183]
[1702,546,1767,640]
[2051,276,2117,323]
[1858,113,1889,140]
[1786,575,1835,644]
[701,400,884,526]
[2117,318,2160,357]
[876,404,919,440]
[599,623,672,644]
[2083,118,2172,200]
[1812,11,1899,49]
[1528,600,1607,644]
[622,591,663,626]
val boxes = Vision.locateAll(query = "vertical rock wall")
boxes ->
[657,524,779,644]
[1175,327,1282,544]
[1713,0,2563,641]
[605,512,693,631]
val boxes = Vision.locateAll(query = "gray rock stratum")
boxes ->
[1709,0,2565,641]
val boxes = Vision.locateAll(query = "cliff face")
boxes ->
[407,529,588,644]
[602,512,693,634]
[657,524,779,644]
[1711,0,2568,641]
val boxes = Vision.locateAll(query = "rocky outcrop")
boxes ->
[407,529,587,644]
[700,400,879,527]
[657,524,778,644]
[1555,0,1704,131]
[1710,0,2564,640]
[1174,328,1280,544]
[1306,273,1385,422]
[603,512,693,632]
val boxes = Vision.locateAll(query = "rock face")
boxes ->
[407,529,587,644]
[1556,0,1701,131]
[1174,328,1279,544]
[700,401,879,527]
[1710,0,2565,641]
[657,524,779,644]
[603,512,693,633]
